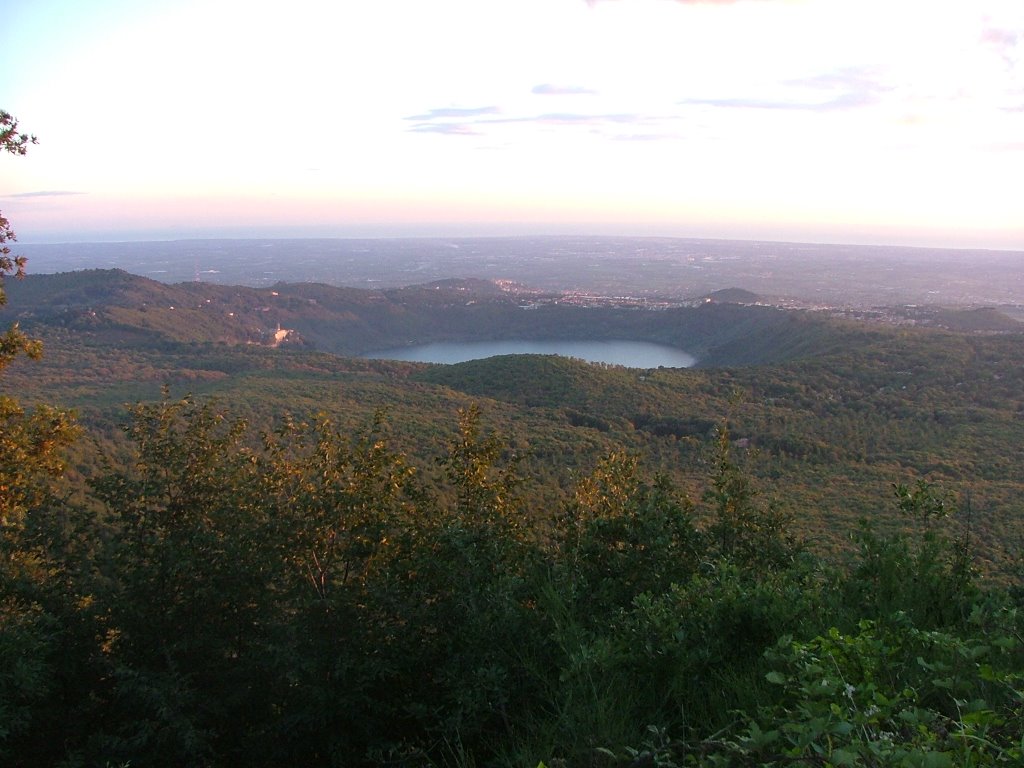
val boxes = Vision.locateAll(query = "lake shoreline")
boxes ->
[362,339,697,368]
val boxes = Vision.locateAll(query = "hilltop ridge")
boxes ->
[2,269,871,367]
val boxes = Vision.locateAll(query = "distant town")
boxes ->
[19,235,1024,316]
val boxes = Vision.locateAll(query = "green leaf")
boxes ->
[831,721,854,737]
[830,747,859,766]
[919,752,954,768]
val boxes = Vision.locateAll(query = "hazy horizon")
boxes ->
[14,229,1024,254]
[16,234,1024,310]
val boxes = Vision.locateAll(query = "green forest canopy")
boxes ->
[1,257,1023,765]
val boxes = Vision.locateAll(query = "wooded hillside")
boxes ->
[2,271,1023,766]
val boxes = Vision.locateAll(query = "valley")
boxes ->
[4,266,1023,575]
[4,253,1024,766]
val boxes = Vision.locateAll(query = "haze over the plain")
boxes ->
[2,0,1022,249]
[16,236,1024,308]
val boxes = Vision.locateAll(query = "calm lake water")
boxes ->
[363,340,697,368]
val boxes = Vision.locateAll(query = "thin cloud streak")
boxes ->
[529,112,639,125]
[6,190,87,198]
[404,106,501,121]
[980,27,1020,48]
[981,25,1022,74]
[404,108,658,137]
[680,69,888,113]
[532,84,597,96]
[678,94,875,111]
[786,68,888,95]
[407,123,482,135]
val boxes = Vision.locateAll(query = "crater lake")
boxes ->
[362,339,697,368]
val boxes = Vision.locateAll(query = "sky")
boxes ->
[1,0,1022,249]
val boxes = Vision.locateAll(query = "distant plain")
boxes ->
[19,236,1024,308]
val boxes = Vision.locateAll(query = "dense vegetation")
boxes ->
[2,269,1023,766]
[2,396,1023,767]
[6,273,1024,572]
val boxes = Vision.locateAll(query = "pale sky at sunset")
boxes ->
[2,0,1022,248]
